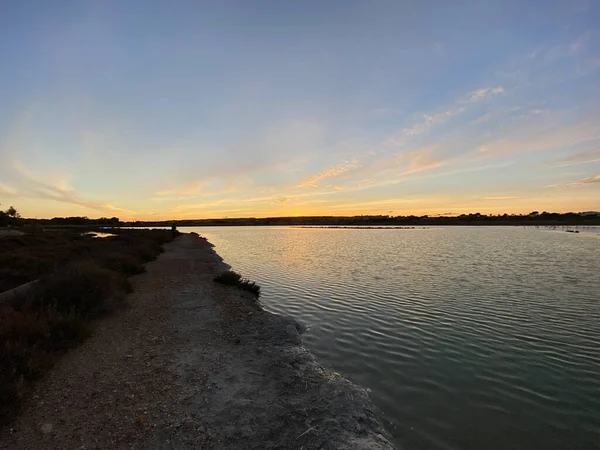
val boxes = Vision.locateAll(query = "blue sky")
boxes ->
[1,0,599,219]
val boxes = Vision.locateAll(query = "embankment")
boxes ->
[0,233,395,449]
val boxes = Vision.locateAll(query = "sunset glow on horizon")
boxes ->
[1,1,599,220]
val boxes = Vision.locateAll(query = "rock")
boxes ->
[183,418,196,429]
[40,423,53,434]
[286,325,302,345]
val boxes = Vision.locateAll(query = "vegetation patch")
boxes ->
[214,270,261,297]
[34,262,131,316]
[0,229,172,292]
[0,227,176,425]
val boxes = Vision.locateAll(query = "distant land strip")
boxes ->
[18,211,600,228]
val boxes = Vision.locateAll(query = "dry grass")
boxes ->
[214,270,261,298]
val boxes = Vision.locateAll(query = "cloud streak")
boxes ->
[0,183,18,196]
[545,147,600,168]
[11,161,135,215]
[463,86,505,103]
[389,85,505,144]
[484,196,520,200]
[298,161,357,187]
[398,146,445,175]
[567,174,600,185]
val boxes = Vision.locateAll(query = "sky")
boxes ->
[1,0,599,220]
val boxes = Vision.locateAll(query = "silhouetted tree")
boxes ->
[0,204,20,226]
[6,206,19,218]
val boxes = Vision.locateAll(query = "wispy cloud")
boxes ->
[547,173,600,187]
[389,85,505,144]
[484,196,520,200]
[462,86,505,103]
[568,174,600,185]
[0,183,17,196]
[11,161,135,215]
[153,120,325,198]
[398,107,466,138]
[476,117,600,157]
[544,147,600,168]
[398,146,445,175]
[298,161,357,187]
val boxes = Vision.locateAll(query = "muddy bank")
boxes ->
[1,233,395,449]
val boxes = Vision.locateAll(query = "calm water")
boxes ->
[191,226,600,449]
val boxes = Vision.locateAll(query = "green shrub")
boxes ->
[214,270,261,297]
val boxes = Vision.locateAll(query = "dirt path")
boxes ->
[1,234,395,449]
[0,229,24,238]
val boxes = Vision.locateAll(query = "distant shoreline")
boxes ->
[14,211,600,230]
[28,221,600,229]
[130,222,600,228]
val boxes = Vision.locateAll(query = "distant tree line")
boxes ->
[3,204,121,228]
[5,208,600,228]
[25,216,121,226]
[123,211,600,227]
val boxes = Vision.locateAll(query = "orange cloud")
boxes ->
[398,146,445,175]
[298,161,356,187]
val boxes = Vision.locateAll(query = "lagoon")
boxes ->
[193,226,600,449]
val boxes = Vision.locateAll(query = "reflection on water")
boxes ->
[82,231,117,238]
[191,226,600,450]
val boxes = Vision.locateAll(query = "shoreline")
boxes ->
[1,233,395,449]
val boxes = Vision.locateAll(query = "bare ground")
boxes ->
[0,229,24,238]
[0,234,395,450]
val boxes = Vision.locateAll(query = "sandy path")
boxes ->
[1,234,394,450]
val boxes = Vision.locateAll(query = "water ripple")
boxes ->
[196,226,600,450]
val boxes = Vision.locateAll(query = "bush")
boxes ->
[35,262,128,317]
[133,243,161,262]
[0,307,51,424]
[214,270,261,297]
[99,252,145,275]
[0,306,92,424]
[47,311,92,350]
[0,228,174,426]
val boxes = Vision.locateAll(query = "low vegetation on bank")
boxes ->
[214,270,261,298]
[0,228,175,425]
